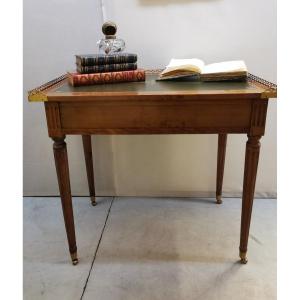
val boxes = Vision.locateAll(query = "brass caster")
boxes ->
[216,195,222,204]
[71,252,79,266]
[91,196,97,206]
[239,251,248,264]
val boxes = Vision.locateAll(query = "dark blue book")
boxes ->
[77,62,137,74]
[76,53,137,66]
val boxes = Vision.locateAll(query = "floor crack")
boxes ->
[80,196,115,300]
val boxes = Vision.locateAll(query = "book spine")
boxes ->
[76,54,138,66]
[77,63,137,74]
[69,69,145,87]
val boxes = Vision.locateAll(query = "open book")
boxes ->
[158,59,248,81]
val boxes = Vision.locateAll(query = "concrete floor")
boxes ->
[24,197,276,300]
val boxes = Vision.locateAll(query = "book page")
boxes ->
[202,60,247,75]
[161,58,205,76]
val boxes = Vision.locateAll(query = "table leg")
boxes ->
[216,134,227,204]
[239,135,261,264]
[52,136,78,265]
[82,135,97,206]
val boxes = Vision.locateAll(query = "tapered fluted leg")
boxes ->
[239,135,261,264]
[53,136,78,265]
[82,135,96,206]
[216,134,227,204]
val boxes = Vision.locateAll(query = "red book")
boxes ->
[68,69,145,87]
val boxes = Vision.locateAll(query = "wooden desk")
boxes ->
[28,71,277,265]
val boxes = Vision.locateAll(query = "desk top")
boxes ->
[28,71,277,102]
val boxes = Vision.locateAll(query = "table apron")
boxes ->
[45,99,268,136]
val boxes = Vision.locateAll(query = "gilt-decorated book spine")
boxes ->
[76,53,138,66]
[77,62,137,74]
[68,69,145,87]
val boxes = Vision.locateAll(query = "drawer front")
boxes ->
[45,99,254,135]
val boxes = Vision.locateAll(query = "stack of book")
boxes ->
[68,53,145,87]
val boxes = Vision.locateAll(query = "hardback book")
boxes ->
[76,53,137,66]
[68,69,145,87]
[77,62,137,74]
[158,59,248,81]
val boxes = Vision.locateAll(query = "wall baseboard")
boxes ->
[23,191,277,199]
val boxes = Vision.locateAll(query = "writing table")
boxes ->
[28,71,277,265]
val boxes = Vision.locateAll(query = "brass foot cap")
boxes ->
[91,196,97,206]
[240,258,248,264]
[71,252,78,265]
[239,251,248,264]
[216,195,222,204]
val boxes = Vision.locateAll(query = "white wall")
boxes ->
[24,0,277,197]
